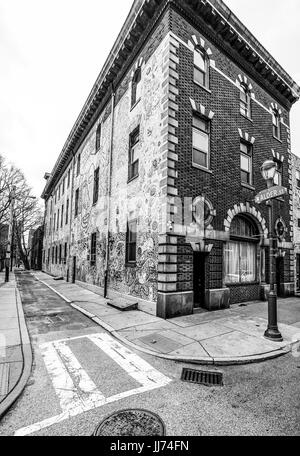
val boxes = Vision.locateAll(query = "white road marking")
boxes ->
[15,333,171,436]
[0,334,6,358]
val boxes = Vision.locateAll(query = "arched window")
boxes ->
[96,123,101,151]
[272,109,281,140]
[194,47,209,89]
[240,84,251,118]
[224,215,259,284]
[131,68,142,107]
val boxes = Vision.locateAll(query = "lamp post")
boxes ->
[260,160,283,342]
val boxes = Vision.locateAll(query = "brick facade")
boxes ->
[42,0,299,318]
[292,154,300,293]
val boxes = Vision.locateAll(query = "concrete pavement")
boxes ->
[34,271,300,366]
[0,272,32,417]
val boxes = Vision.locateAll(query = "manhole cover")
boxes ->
[93,409,166,436]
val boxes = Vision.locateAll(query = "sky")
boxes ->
[0,0,299,201]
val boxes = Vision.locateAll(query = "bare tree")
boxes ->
[0,153,43,270]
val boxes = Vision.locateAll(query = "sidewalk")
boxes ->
[34,271,300,366]
[0,272,32,418]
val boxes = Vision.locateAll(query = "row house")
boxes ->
[42,0,300,319]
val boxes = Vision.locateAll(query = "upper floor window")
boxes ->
[61,205,64,228]
[192,115,210,170]
[272,110,281,140]
[67,169,71,188]
[66,199,69,225]
[90,233,97,266]
[128,127,140,181]
[64,243,68,265]
[131,68,141,107]
[126,219,137,264]
[240,142,253,186]
[240,84,251,119]
[194,47,209,89]
[96,124,102,151]
[93,167,99,205]
[75,188,79,217]
[77,154,81,176]
[296,170,300,188]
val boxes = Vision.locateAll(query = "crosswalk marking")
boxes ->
[15,333,171,436]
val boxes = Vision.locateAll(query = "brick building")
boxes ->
[41,0,300,319]
[292,154,300,293]
[29,226,44,271]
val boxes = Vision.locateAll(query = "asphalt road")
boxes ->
[0,272,299,437]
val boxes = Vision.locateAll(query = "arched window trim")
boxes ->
[194,46,210,89]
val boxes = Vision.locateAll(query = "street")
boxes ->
[0,272,299,436]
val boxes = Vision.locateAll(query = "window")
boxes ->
[240,142,252,185]
[55,246,58,264]
[53,213,56,232]
[77,154,81,176]
[66,199,69,225]
[296,170,300,188]
[52,247,55,264]
[126,220,137,264]
[194,48,209,88]
[58,185,61,200]
[298,219,300,229]
[75,189,79,217]
[96,124,101,151]
[64,243,68,265]
[128,127,140,181]
[62,177,65,195]
[48,249,50,264]
[67,169,71,188]
[61,205,64,228]
[57,209,60,230]
[240,85,251,118]
[272,110,281,140]
[192,115,210,169]
[93,167,100,204]
[91,233,97,266]
[131,68,141,107]
[224,216,258,284]
[59,245,62,264]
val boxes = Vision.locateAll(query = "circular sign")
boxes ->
[275,218,287,241]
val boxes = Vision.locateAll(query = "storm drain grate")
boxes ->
[181,368,223,387]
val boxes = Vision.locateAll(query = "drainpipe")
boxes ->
[104,85,116,298]
[68,151,76,282]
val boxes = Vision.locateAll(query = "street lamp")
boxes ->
[260,160,283,342]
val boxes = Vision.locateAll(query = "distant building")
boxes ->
[30,226,44,271]
[292,154,300,293]
[42,0,299,318]
[0,224,9,271]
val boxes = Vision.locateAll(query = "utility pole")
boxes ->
[5,186,16,283]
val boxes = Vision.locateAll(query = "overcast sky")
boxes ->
[1,0,299,200]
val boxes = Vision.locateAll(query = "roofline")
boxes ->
[42,0,300,200]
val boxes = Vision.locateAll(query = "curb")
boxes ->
[0,282,33,420]
[34,275,291,367]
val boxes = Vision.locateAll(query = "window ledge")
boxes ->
[130,98,141,112]
[240,113,253,123]
[193,81,211,94]
[241,183,255,191]
[192,164,212,174]
[273,136,282,144]
[226,282,260,287]
[127,175,139,184]
[126,262,137,268]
